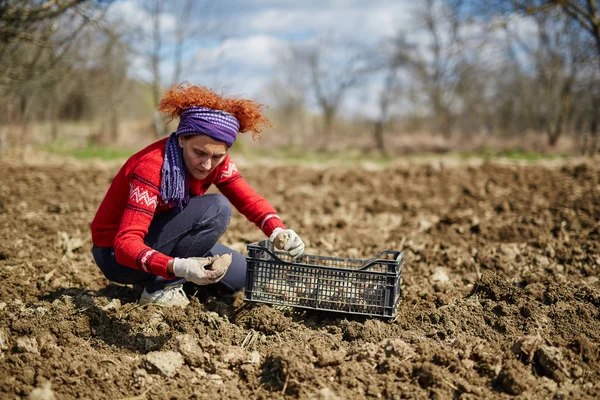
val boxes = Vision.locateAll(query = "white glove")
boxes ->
[270,228,305,258]
[172,256,230,286]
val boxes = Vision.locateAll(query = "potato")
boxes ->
[209,253,232,271]
[274,231,289,249]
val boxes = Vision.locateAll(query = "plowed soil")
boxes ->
[0,152,599,399]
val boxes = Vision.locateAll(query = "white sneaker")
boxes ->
[138,285,190,307]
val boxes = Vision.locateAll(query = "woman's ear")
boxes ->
[178,135,184,148]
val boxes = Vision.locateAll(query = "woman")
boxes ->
[90,83,305,307]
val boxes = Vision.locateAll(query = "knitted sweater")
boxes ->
[91,138,285,279]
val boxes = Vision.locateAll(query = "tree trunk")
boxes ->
[591,119,599,155]
[547,112,563,147]
[373,120,387,155]
[152,111,167,138]
[574,117,586,155]
[110,108,119,144]
[151,0,163,138]
[438,108,452,139]
[319,108,335,150]
[322,107,334,136]
[19,94,31,143]
[593,7,600,74]
[0,127,7,158]
[51,110,59,142]
[548,128,560,147]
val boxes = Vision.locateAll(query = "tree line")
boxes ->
[1,0,598,155]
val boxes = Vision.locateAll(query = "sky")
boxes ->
[105,0,536,118]
[106,0,421,114]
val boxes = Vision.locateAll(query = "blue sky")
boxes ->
[106,0,536,117]
[107,0,418,108]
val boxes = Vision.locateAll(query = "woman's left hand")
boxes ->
[270,228,305,259]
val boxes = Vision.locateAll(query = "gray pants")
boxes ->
[92,194,247,292]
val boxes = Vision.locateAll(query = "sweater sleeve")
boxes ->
[215,155,285,237]
[113,160,175,279]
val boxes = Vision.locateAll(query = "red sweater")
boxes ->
[91,138,285,279]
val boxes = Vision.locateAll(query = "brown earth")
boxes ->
[0,153,599,399]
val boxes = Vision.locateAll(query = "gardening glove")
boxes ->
[270,227,305,259]
[172,256,229,286]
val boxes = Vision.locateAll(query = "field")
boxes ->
[0,151,599,399]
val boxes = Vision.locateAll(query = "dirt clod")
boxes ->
[534,346,570,382]
[511,335,545,363]
[100,299,121,311]
[176,334,205,367]
[144,351,184,377]
[14,337,39,354]
[28,381,56,400]
[495,360,530,395]
[0,330,9,351]
[221,346,247,367]
[318,387,341,400]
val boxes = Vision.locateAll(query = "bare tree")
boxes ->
[572,72,600,154]
[0,0,88,46]
[264,73,308,146]
[506,0,600,151]
[0,1,108,89]
[535,14,582,145]
[482,1,592,145]
[146,0,168,137]
[172,0,195,84]
[370,35,413,154]
[509,0,600,71]
[0,1,112,139]
[138,0,219,137]
[285,38,372,145]
[93,31,131,144]
[470,0,598,147]
[409,0,470,138]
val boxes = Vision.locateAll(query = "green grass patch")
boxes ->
[40,140,568,165]
[496,150,565,161]
[232,146,392,166]
[235,146,567,165]
[457,147,566,161]
[42,143,136,160]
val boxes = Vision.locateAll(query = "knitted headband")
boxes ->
[176,107,240,147]
[160,107,240,210]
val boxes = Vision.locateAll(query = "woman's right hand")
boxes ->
[172,255,231,285]
[270,228,305,259]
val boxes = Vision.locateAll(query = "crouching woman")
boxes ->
[90,83,305,307]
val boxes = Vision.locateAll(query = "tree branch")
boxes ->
[556,1,594,31]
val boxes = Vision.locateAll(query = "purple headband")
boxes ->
[160,107,240,210]
[176,106,240,146]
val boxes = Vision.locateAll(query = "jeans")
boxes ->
[92,194,247,292]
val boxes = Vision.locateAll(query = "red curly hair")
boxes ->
[158,82,271,139]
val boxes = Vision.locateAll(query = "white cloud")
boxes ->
[228,2,415,42]
[176,35,287,101]
[107,0,178,41]
[192,35,285,71]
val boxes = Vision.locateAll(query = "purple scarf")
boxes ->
[160,107,240,210]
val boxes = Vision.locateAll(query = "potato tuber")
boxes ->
[209,253,232,271]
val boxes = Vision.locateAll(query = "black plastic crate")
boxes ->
[244,240,403,319]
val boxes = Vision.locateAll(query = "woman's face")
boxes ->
[178,134,228,180]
